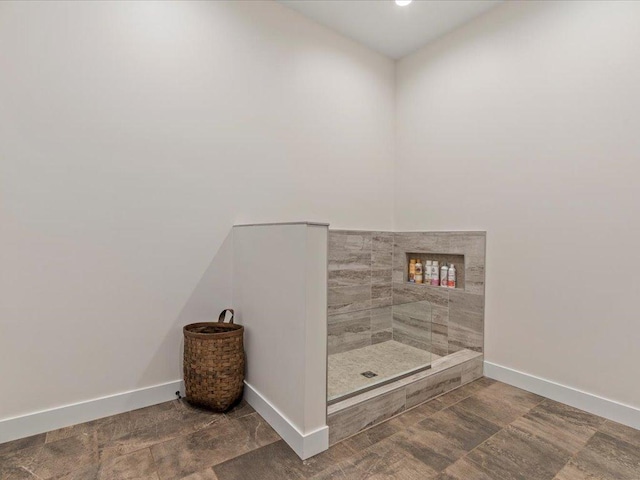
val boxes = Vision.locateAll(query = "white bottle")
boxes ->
[440,264,449,287]
[448,263,456,289]
[431,261,439,286]
[425,261,432,283]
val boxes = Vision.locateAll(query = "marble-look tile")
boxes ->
[430,322,449,357]
[392,300,432,352]
[430,304,449,326]
[328,232,372,257]
[371,284,392,300]
[328,269,371,287]
[370,306,392,331]
[213,440,307,480]
[437,456,495,480]
[598,419,640,448]
[510,399,603,456]
[371,329,392,344]
[405,365,462,409]
[372,233,393,269]
[448,289,483,353]
[221,399,255,420]
[467,424,572,480]
[0,433,46,456]
[393,233,452,257]
[93,402,187,449]
[448,234,485,256]
[460,356,483,384]
[371,268,392,287]
[11,432,100,480]
[328,232,371,273]
[370,296,392,308]
[178,469,219,480]
[386,403,499,474]
[327,285,371,315]
[393,282,449,308]
[54,448,158,480]
[464,254,486,295]
[455,381,542,427]
[327,310,371,355]
[98,405,224,461]
[46,422,98,444]
[341,420,401,451]
[350,443,437,480]
[328,388,406,445]
[151,413,279,480]
[387,397,447,429]
[554,431,640,480]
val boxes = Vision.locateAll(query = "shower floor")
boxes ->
[328,340,440,401]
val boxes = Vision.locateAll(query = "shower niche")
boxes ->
[405,252,465,289]
[327,230,486,444]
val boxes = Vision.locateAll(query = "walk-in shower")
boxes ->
[326,229,486,443]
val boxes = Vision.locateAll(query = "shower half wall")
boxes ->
[327,230,486,444]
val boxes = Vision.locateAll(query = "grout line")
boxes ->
[454,393,548,478]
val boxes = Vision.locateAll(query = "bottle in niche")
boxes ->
[431,261,439,286]
[440,263,449,287]
[425,260,432,284]
[448,263,456,289]
[409,258,416,283]
[415,259,423,284]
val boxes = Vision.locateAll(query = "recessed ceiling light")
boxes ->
[395,0,413,6]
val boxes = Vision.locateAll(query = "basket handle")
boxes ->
[218,309,235,324]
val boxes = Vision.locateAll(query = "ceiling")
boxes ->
[277,0,503,59]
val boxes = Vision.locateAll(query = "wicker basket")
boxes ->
[183,309,244,411]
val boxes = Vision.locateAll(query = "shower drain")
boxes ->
[361,371,378,378]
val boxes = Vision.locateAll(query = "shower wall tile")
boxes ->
[431,323,449,357]
[328,269,371,287]
[372,330,393,344]
[328,310,371,355]
[392,300,432,352]
[448,289,484,353]
[372,284,392,301]
[328,230,393,353]
[370,306,392,332]
[391,231,486,357]
[393,283,449,308]
[328,285,372,315]
[371,269,392,285]
[329,230,485,358]
[372,232,393,269]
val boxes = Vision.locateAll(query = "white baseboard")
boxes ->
[0,380,184,444]
[243,381,328,460]
[484,361,640,430]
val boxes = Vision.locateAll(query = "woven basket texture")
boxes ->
[183,309,244,411]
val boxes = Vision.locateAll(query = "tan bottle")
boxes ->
[409,259,416,283]
[415,259,423,284]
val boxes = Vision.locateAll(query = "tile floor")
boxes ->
[328,340,439,400]
[2,379,640,479]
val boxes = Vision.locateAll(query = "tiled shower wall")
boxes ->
[327,231,393,355]
[392,232,486,357]
[328,230,486,358]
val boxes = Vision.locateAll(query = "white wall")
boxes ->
[0,0,394,422]
[396,1,640,409]
[233,223,328,459]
